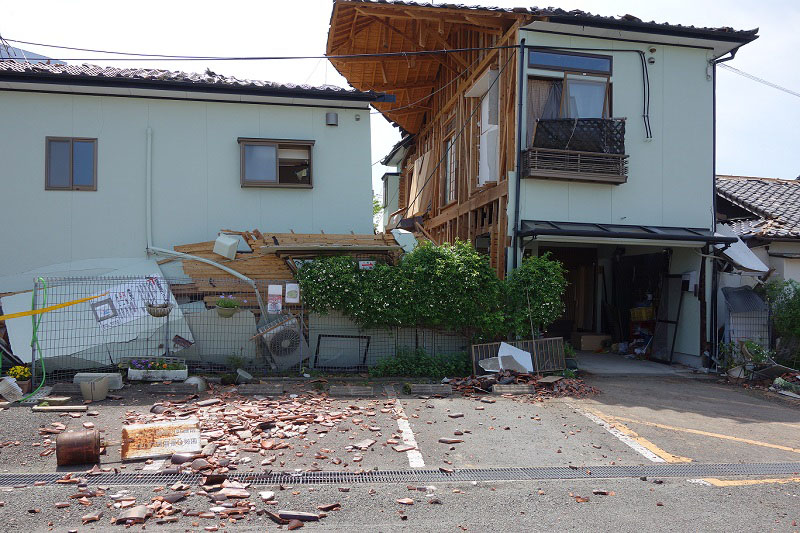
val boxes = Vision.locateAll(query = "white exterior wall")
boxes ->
[0,90,373,289]
[517,30,714,229]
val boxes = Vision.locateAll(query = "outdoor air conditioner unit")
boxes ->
[257,314,308,371]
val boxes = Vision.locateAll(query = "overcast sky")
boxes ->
[2,0,798,200]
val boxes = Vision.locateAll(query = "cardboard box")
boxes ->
[571,332,612,351]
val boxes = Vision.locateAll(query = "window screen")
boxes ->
[46,137,97,190]
[564,79,608,118]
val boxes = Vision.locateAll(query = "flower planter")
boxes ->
[16,379,31,394]
[127,368,188,382]
[146,303,173,318]
[216,307,238,318]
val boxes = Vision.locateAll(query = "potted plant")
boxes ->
[216,295,241,318]
[123,357,188,381]
[7,365,32,393]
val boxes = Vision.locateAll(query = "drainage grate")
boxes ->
[2,463,800,487]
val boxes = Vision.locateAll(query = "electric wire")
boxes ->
[400,51,515,220]
[719,63,800,99]
[0,38,515,62]
[368,53,484,115]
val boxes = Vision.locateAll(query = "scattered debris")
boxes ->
[396,498,414,505]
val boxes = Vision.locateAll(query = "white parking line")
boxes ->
[572,406,665,463]
[383,384,425,468]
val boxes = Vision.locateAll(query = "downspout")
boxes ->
[144,128,268,315]
[512,37,526,270]
[708,45,742,368]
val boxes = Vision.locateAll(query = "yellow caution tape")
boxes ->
[0,293,108,322]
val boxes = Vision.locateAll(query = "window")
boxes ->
[238,138,313,188]
[442,136,456,204]
[45,137,97,190]
[529,50,612,75]
[564,79,609,118]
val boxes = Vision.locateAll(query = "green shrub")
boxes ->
[296,243,567,342]
[369,349,471,379]
[505,253,568,337]
[764,280,800,339]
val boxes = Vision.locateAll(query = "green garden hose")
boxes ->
[19,277,47,402]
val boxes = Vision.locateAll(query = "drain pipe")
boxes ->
[144,127,268,315]
[511,37,526,270]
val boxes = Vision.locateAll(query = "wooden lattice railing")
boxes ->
[523,118,628,184]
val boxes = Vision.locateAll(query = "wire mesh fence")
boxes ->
[28,276,468,382]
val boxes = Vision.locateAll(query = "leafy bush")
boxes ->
[296,242,567,341]
[764,280,800,339]
[369,349,471,378]
[505,253,568,337]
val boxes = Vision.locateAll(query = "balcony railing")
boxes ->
[523,118,628,184]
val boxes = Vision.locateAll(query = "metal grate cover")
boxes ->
[2,463,800,487]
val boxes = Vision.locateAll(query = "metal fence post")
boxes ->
[30,278,39,385]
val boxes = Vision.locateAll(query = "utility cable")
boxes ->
[0,38,515,62]
[719,63,800,99]
[401,51,515,219]
[369,53,484,115]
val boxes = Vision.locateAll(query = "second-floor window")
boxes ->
[238,138,313,188]
[526,50,613,147]
[442,135,456,205]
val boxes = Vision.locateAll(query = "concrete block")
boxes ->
[492,384,537,395]
[236,383,284,396]
[74,372,123,390]
[328,385,375,397]
[410,384,452,396]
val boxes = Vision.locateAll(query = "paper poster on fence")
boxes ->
[91,277,169,330]
[267,284,283,314]
[285,283,300,304]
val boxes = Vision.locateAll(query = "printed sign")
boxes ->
[267,284,283,314]
[358,260,376,270]
[285,283,300,304]
[92,277,170,330]
[121,418,201,461]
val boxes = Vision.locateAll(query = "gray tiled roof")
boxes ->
[716,175,800,239]
[0,61,383,101]
[336,1,758,41]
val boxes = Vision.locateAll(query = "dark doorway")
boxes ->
[540,246,597,338]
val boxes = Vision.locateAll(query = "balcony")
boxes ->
[522,118,628,184]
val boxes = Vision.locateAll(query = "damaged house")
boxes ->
[0,61,399,373]
[328,0,758,367]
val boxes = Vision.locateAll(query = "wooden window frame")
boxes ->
[45,137,98,191]
[528,49,613,76]
[442,134,457,207]
[238,138,315,189]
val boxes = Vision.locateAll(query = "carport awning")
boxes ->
[519,220,737,246]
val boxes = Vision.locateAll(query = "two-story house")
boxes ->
[0,62,390,294]
[327,0,757,367]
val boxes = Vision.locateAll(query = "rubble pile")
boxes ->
[123,391,397,474]
[449,370,598,399]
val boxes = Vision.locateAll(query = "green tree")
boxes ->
[505,253,568,338]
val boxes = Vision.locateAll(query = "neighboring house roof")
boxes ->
[716,175,800,239]
[332,1,759,43]
[0,46,65,65]
[0,61,390,102]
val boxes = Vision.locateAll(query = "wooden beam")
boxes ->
[426,181,508,229]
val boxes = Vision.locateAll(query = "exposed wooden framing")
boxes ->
[328,4,530,278]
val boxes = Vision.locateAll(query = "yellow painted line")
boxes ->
[0,293,108,321]
[702,477,800,487]
[583,407,692,463]
[611,415,800,456]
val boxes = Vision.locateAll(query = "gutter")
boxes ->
[0,72,393,103]
[144,127,268,316]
